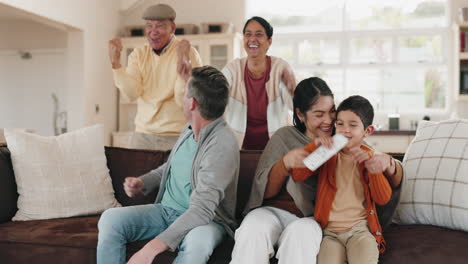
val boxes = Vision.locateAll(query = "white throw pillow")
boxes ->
[5,125,121,221]
[395,119,468,232]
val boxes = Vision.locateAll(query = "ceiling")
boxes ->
[0,3,78,31]
[0,3,33,21]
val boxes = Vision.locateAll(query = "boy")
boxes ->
[292,95,392,264]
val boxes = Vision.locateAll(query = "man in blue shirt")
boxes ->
[97,66,240,264]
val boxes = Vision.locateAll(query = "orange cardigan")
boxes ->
[292,142,392,253]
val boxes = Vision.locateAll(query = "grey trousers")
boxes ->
[130,132,179,151]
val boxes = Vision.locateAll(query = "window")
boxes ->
[246,0,449,113]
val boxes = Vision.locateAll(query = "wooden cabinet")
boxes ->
[366,131,415,154]
[186,33,244,71]
[113,33,243,147]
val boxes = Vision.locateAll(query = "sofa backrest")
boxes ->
[0,145,18,223]
[105,146,171,207]
[0,145,404,225]
[0,145,258,223]
[237,150,262,218]
[105,147,263,219]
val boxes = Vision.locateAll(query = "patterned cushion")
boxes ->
[395,119,468,232]
[4,125,121,221]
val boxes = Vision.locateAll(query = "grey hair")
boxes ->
[187,66,229,120]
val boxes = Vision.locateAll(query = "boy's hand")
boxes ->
[349,147,389,174]
[349,147,371,164]
[365,151,392,174]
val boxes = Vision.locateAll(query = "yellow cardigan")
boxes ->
[113,37,202,135]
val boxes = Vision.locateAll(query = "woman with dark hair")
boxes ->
[222,16,296,150]
[230,77,403,264]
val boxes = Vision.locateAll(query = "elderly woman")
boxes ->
[229,77,403,264]
[222,16,296,150]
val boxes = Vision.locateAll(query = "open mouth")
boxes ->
[248,44,259,50]
[320,126,332,133]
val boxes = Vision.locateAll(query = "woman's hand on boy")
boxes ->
[283,148,310,170]
[284,135,335,170]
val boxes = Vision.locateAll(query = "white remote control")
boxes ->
[303,134,349,171]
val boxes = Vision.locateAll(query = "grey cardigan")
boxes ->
[140,118,240,250]
[244,126,317,217]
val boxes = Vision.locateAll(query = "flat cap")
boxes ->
[142,4,176,20]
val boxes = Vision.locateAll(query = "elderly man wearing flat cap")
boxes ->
[109,3,202,151]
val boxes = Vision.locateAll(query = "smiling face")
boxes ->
[296,95,336,139]
[335,110,373,151]
[243,20,272,59]
[145,19,175,51]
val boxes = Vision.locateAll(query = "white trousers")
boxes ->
[230,207,322,264]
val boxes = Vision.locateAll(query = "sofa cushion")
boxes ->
[381,224,468,264]
[396,119,468,232]
[0,215,99,248]
[4,125,121,221]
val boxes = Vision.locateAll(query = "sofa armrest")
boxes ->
[0,145,18,223]
[105,147,170,207]
[388,152,405,162]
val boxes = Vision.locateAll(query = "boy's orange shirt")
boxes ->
[292,141,392,254]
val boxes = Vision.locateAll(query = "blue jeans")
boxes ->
[97,204,226,264]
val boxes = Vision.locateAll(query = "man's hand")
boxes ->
[176,39,192,82]
[127,238,169,264]
[176,39,191,57]
[109,38,123,69]
[123,177,144,198]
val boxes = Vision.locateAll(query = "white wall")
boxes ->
[0,49,66,136]
[120,0,246,35]
[0,0,120,144]
[0,20,68,136]
[0,0,244,144]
